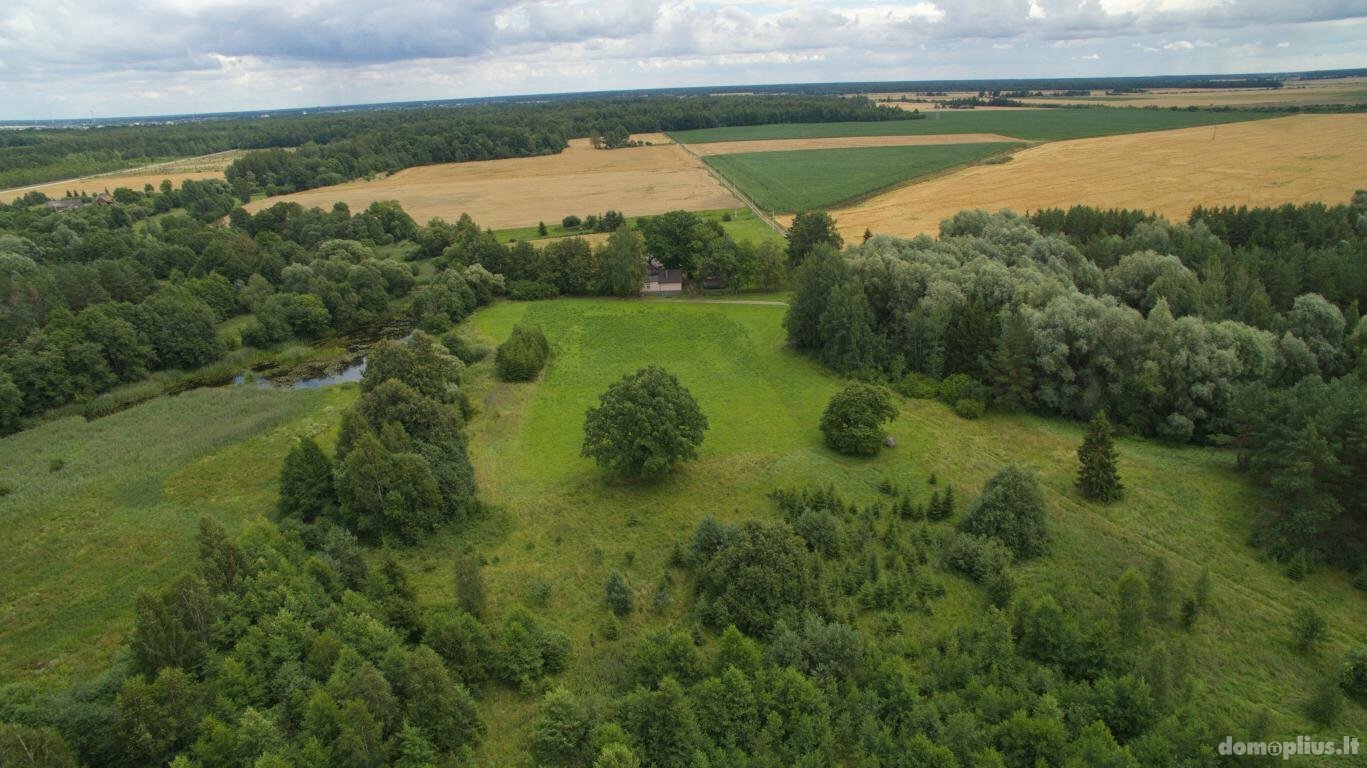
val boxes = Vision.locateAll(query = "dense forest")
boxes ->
[784,197,1367,574]
[0,95,904,190]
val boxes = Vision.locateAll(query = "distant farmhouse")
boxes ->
[44,192,113,211]
[643,257,684,295]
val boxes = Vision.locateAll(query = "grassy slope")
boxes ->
[391,299,1367,764]
[0,385,355,687]
[494,208,783,247]
[669,109,1270,143]
[703,143,1019,212]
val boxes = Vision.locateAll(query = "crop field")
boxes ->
[394,298,1365,762]
[863,77,1367,110]
[244,139,740,230]
[820,113,1367,240]
[688,133,1021,155]
[669,108,1269,144]
[0,385,353,686]
[0,150,243,202]
[703,143,1020,212]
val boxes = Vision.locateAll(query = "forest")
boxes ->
[1,95,904,191]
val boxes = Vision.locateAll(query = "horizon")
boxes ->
[3,0,1365,121]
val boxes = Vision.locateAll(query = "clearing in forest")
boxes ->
[243,139,740,229]
[821,113,1367,241]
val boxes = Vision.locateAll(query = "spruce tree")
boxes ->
[1077,411,1123,502]
[278,436,336,522]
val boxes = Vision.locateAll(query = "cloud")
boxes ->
[0,0,1364,118]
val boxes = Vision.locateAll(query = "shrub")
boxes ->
[896,372,939,399]
[959,465,1049,560]
[1286,549,1312,581]
[0,481,12,497]
[1306,673,1344,727]
[582,366,708,479]
[440,331,491,364]
[1291,605,1328,654]
[1339,646,1367,703]
[605,570,634,616]
[953,398,986,419]
[937,373,976,404]
[943,533,1012,583]
[820,383,898,456]
[496,325,551,382]
[562,215,582,229]
[508,280,560,301]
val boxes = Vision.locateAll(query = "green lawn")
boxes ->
[669,108,1271,143]
[704,143,1019,212]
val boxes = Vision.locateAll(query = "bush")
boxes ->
[958,465,1049,560]
[496,325,551,382]
[896,372,939,399]
[1291,605,1328,653]
[562,215,582,229]
[508,280,560,301]
[943,533,1012,583]
[937,373,976,404]
[605,570,634,616]
[820,383,898,456]
[953,398,986,419]
[441,331,491,364]
[1340,646,1367,703]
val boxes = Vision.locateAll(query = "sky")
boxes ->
[1,0,1365,119]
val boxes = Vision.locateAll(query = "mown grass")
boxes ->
[0,385,355,688]
[669,108,1271,143]
[704,143,1020,212]
[390,298,1367,764]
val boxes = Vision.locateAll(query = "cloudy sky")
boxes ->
[1,0,1365,119]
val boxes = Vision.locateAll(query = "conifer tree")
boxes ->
[1077,411,1123,502]
[278,436,336,522]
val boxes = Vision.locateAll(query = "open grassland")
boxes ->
[689,133,1021,155]
[669,108,1269,144]
[0,385,354,687]
[391,298,1366,763]
[244,139,740,229]
[704,143,1020,212]
[820,113,1367,240]
[0,150,243,202]
[492,208,780,247]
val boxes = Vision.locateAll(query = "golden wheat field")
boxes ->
[813,114,1367,240]
[687,133,1023,155]
[1020,76,1367,108]
[245,139,739,228]
[0,150,243,202]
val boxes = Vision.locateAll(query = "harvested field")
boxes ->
[245,139,738,228]
[689,133,1021,155]
[819,114,1367,240]
[0,150,243,202]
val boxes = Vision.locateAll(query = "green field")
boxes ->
[703,143,1019,212]
[669,108,1270,143]
[3,298,1364,761]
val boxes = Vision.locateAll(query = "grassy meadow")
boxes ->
[669,108,1270,144]
[0,386,355,687]
[2,297,1364,762]
[493,207,783,247]
[703,143,1019,212]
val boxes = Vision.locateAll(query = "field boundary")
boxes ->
[0,149,244,198]
[674,139,787,234]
